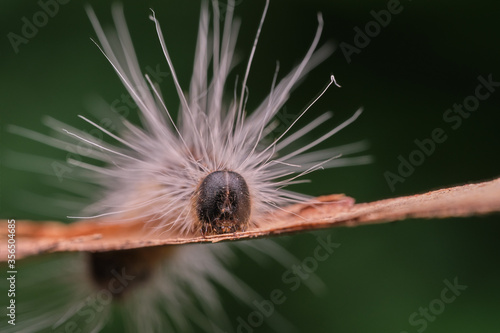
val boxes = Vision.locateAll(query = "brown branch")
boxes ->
[1,177,499,261]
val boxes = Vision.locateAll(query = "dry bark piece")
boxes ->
[1,177,499,261]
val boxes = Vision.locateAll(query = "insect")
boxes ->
[3,1,370,331]
[195,170,252,235]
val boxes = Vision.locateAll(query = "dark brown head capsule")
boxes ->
[196,170,251,235]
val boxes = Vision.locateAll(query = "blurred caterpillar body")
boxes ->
[4,1,370,332]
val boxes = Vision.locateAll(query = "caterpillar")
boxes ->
[2,1,370,332]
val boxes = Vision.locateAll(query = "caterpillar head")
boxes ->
[194,170,251,235]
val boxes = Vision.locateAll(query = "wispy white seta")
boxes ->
[2,241,306,333]
[7,1,369,232]
[2,1,372,332]
[56,0,370,235]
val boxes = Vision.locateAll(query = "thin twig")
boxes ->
[1,177,499,261]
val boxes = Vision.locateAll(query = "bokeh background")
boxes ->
[1,0,499,332]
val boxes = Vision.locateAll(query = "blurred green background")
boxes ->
[1,0,499,332]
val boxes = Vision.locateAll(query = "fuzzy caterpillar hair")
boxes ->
[3,1,370,332]
[61,0,368,235]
